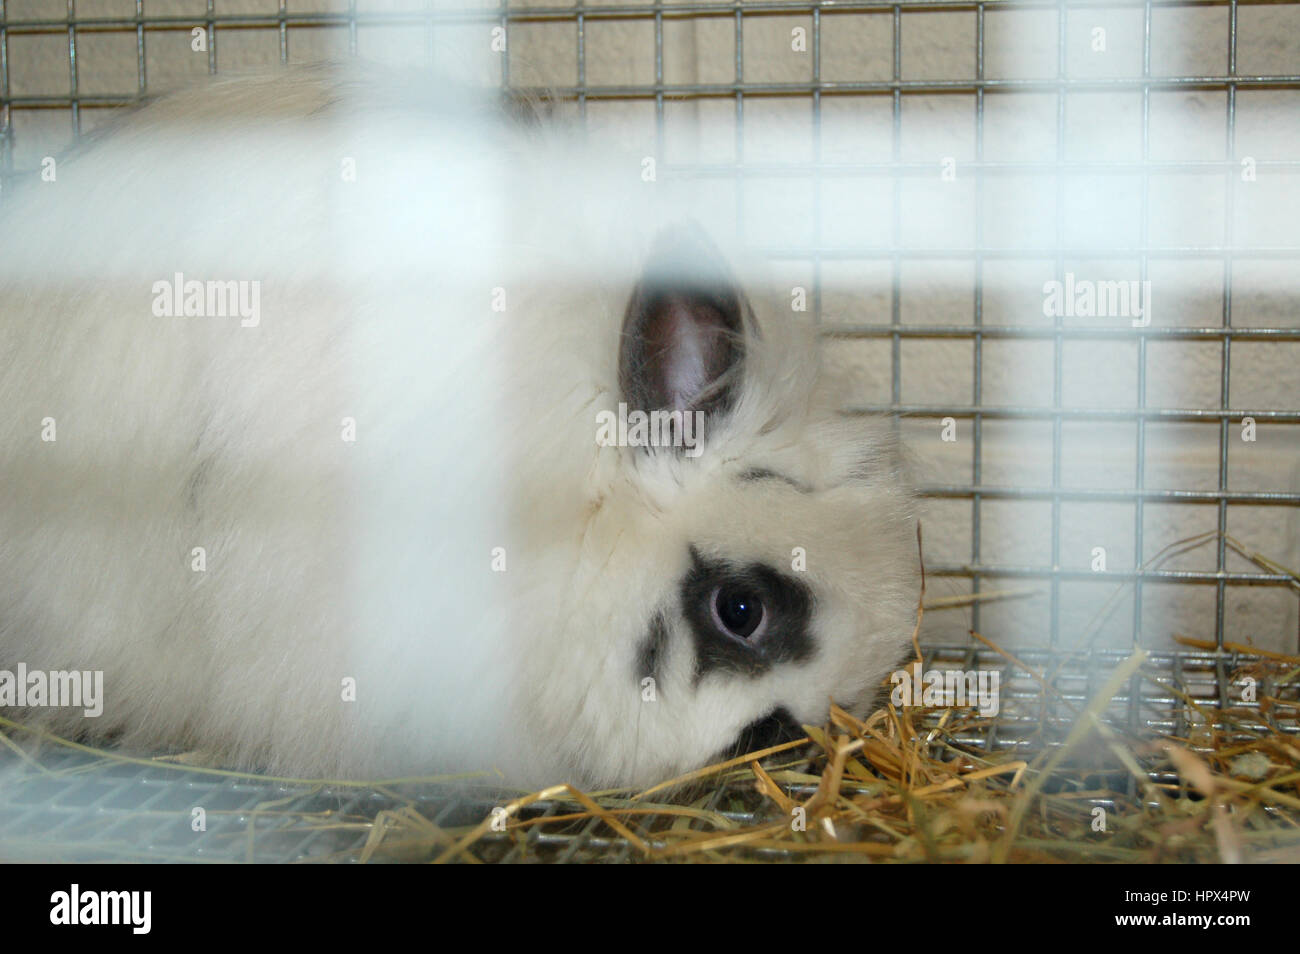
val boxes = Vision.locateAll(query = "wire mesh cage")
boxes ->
[0,0,1297,862]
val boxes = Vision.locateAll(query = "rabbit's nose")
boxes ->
[725,706,805,759]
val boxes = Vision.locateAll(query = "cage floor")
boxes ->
[0,646,1296,863]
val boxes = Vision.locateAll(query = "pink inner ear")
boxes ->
[654,294,730,411]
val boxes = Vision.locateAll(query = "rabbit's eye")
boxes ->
[711,585,765,640]
[681,547,812,678]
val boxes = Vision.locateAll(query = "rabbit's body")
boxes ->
[0,65,918,788]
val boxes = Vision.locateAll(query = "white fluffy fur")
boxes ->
[0,64,918,788]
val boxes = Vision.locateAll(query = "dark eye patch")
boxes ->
[681,545,815,683]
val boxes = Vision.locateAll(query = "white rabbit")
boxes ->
[0,63,918,789]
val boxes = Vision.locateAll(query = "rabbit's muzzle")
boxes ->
[723,706,805,760]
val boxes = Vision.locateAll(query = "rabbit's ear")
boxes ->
[618,224,754,420]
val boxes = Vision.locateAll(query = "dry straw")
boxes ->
[1,647,1297,862]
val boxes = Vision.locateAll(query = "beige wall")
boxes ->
[4,0,1297,651]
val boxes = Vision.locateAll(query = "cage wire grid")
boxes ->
[0,0,1297,862]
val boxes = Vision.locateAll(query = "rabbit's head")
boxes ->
[510,224,919,789]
